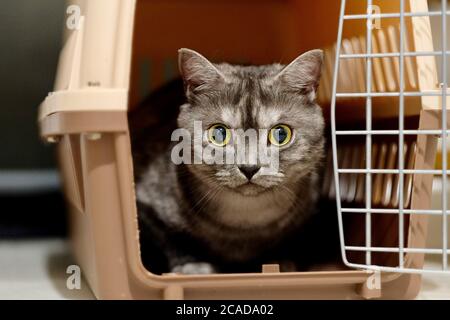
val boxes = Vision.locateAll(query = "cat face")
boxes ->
[176,49,325,197]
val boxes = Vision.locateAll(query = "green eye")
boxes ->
[269,124,292,146]
[208,124,231,147]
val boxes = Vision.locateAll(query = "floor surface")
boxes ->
[0,239,448,300]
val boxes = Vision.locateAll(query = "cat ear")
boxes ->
[178,48,225,93]
[275,49,323,98]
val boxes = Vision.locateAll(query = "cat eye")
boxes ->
[208,124,231,147]
[269,125,292,146]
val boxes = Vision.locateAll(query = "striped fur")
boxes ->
[133,49,325,274]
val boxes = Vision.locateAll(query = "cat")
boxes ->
[130,48,331,275]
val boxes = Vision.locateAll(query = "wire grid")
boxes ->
[331,0,450,274]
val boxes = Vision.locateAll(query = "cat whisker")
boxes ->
[191,185,223,215]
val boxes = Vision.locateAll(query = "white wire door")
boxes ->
[331,0,450,274]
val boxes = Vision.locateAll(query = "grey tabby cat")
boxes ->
[132,48,326,274]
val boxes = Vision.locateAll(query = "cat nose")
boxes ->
[239,166,260,180]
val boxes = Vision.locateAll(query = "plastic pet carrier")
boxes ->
[39,0,449,299]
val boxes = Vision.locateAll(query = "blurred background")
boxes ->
[0,0,66,237]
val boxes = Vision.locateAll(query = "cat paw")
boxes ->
[171,262,216,274]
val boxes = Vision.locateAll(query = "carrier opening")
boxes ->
[126,0,416,276]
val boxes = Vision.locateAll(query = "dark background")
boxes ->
[0,0,67,237]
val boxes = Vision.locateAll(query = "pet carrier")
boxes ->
[38,0,449,299]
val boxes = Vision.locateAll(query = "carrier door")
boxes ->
[330,0,450,275]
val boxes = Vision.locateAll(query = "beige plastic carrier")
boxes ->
[39,0,446,299]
